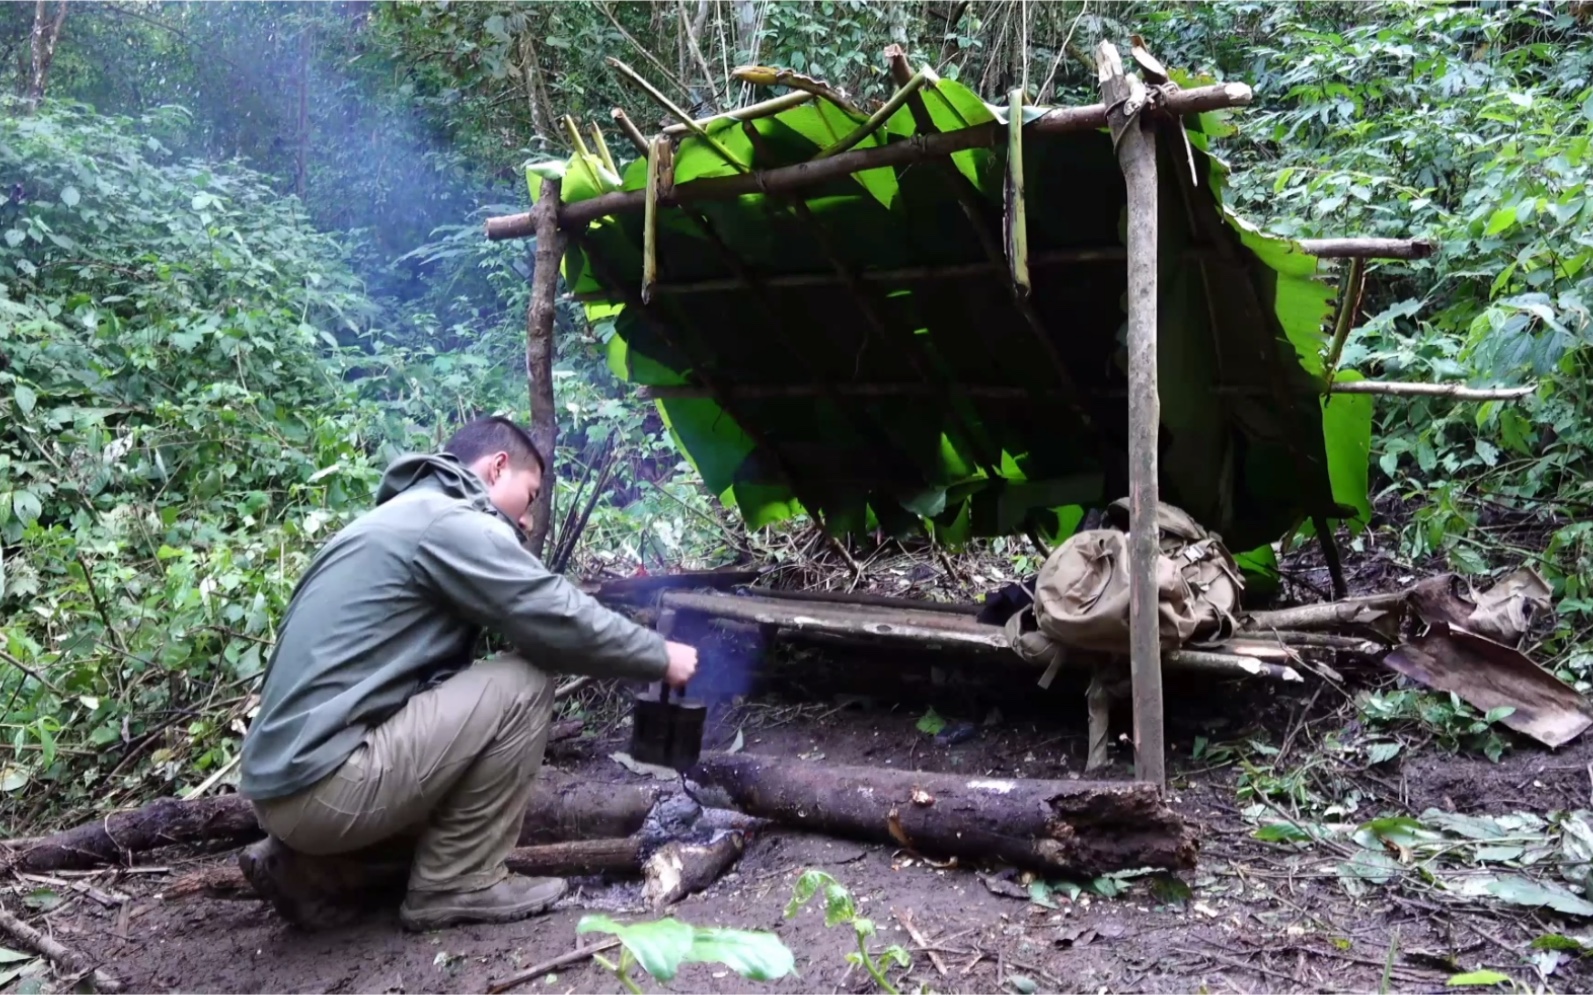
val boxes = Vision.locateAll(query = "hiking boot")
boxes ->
[399,875,567,932]
[238,836,408,930]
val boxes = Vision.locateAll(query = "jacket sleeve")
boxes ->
[413,508,670,681]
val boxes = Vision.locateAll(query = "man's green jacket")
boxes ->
[240,453,668,800]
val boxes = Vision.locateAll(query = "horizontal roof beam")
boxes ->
[485,81,1253,240]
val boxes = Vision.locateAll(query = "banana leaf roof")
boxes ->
[536,79,1372,558]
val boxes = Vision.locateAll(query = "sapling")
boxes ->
[785,869,911,994]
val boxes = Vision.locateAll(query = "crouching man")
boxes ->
[237,416,696,931]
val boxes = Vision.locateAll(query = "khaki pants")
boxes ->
[252,654,553,894]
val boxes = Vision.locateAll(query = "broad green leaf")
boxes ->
[916,707,946,735]
[683,927,795,981]
[575,915,696,982]
[1254,822,1314,843]
[1482,874,1593,918]
[0,766,26,793]
[1028,880,1056,908]
[60,186,80,208]
[1447,970,1511,987]
[13,491,41,526]
[0,949,29,965]
[1485,206,1518,236]
[12,385,36,416]
[1366,741,1402,764]
[3,229,22,248]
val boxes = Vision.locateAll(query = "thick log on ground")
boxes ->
[166,837,648,902]
[8,771,660,874]
[687,754,1196,876]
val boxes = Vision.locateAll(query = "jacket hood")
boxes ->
[375,453,521,535]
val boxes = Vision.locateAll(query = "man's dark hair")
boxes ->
[443,416,546,473]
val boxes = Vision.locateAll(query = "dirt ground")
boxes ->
[30,640,1593,995]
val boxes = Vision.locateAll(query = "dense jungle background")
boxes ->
[2,0,1592,837]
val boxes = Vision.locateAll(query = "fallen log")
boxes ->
[7,771,660,874]
[166,837,649,901]
[686,754,1195,877]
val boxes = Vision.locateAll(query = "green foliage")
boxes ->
[1357,689,1515,762]
[576,914,794,992]
[786,870,909,994]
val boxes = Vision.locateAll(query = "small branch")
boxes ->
[596,1,695,100]
[1330,381,1536,400]
[606,57,747,172]
[0,904,123,992]
[486,939,622,995]
[0,647,65,697]
[1295,237,1436,260]
[555,676,594,700]
[610,107,650,156]
[73,553,127,653]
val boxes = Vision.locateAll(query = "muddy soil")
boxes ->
[34,655,1593,995]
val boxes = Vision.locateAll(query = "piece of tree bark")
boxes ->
[6,771,659,874]
[641,831,745,908]
[165,836,648,902]
[687,754,1196,876]
[0,903,122,992]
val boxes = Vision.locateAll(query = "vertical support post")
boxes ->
[642,135,672,304]
[1004,88,1030,295]
[1098,41,1165,789]
[526,177,567,560]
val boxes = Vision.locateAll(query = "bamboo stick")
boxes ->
[1005,87,1029,294]
[816,68,930,158]
[660,90,814,135]
[485,81,1255,238]
[589,122,619,176]
[1099,40,1165,790]
[643,135,666,303]
[1322,257,1366,394]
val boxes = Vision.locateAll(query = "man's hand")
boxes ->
[663,641,698,687]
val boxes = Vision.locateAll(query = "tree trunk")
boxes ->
[687,754,1196,876]
[525,177,566,559]
[25,0,68,113]
[5,771,660,874]
[295,26,312,199]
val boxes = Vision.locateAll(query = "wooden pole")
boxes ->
[526,178,567,559]
[1099,41,1164,790]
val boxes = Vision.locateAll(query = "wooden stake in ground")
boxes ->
[525,176,567,559]
[0,904,122,993]
[687,753,1196,875]
[1099,40,1165,790]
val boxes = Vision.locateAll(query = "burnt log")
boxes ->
[642,832,746,909]
[166,837,649,902]
[8,771,660,874]
[686,754,1196,876]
